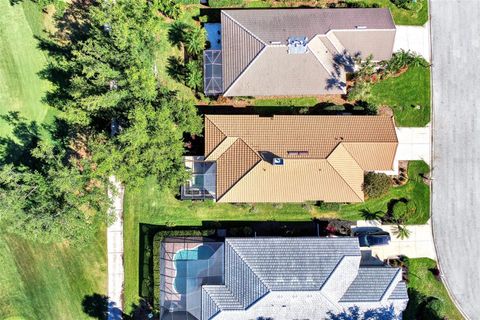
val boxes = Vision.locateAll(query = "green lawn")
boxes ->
[122,177,335,313]
[348,0,428,25]
[337,161,430,224]
[0,0,54,138]
[368,66,431,127]
[404,258,464,320]
[0,2,107,319]
[253,97,318,107]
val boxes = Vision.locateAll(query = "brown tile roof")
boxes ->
[216,139,261,198]
[220,8,396,96]
[205,115,398,203]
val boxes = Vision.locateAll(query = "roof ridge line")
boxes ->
[225,239,270,293]
[337,142,364,170]
[203,284,244,309]
[379,268,402,302]
[205,116,228,158]
[216,139,262,201]
[326,146,364,202]
[222,11,267,46]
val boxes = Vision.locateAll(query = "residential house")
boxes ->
[159,237,409,320]
[203,8,396,96]
[182,114,398,203]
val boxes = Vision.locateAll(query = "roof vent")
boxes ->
[288,36,308,54]
[355,25,367,29]
[270,41,282,45]
[273,158,284,166]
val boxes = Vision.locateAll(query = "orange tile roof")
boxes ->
[204,115,398,202]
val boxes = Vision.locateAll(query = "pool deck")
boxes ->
[161,238,205,302]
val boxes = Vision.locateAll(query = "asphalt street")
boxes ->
[431,0,480,319]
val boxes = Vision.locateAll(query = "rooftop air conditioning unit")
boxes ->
[273,158,284,165]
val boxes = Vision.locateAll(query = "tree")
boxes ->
[47,0,161,127]
[91,95,202,187]
[184,25,206,58]
[363,172,392,198]
[0,143,111,244]
[185,60,203,92]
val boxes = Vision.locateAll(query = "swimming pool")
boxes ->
[173,245,216,294]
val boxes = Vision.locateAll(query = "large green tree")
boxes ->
[0,142,110,243]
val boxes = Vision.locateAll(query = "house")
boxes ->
[181,114,398,203]
[203,8,396,96]
[159,237,409,320]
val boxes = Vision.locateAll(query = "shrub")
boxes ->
[390,0,416,9]
[363,172,392,198]
[380,50,429,78]
[159,0,182,19]
[316,201,341,211]
[184,25,207,58]
[348,81,371,101]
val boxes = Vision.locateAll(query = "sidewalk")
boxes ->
[355,220,437,261]
[107,176,125,320]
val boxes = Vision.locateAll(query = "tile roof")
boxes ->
[200,238,408,320]
[340,267,401,302]
[204,115,398,202]
[219,8,396,96]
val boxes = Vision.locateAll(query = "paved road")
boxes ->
[107,176,125,320]
[431,1,480,319]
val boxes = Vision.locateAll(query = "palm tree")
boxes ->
[359,208,384,221]
[184,26,206,59]
[393,224,411,240]
[185,61,203,92]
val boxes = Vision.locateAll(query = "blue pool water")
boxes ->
[173,245,215,294]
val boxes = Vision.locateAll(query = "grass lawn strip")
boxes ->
[368,66,431,127]
[404,258,464,320]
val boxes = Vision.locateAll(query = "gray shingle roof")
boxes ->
[217,8,396,96]
[223,8,395,43]
[226,237,360,290]
[340,267,401,302]
[388,281,409,300]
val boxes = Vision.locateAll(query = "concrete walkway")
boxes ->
[394,23,431,61]
[107,176,125,320]
[431,0,480,319]
[355,220,436,261]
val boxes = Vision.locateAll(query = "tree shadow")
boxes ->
[0,112,41,169]
[326,304,397,320]
[403,288,444,320]
[359,208,385,221]
[82,293,128,320]
[166,56,186,82]
[168,21,189,49]
[128,298,156,320]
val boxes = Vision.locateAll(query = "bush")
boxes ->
[380,50,429,78]
[159,0,182,19]
[390,0,416,9]
[363,172,392,198]
[348,81,372,101]
[316,201,341,211]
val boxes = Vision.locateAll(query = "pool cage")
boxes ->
[181,156,216,200]
[160,238,224,320]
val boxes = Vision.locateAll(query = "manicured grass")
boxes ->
[253,97,318,107]
[348,0,428,25]
[0,233,107,320]
[404,258,463,320]
[0,2,107,319]
[337,161,430,224]
[368,66,431,127]
[122,177,337,313]
[0,0,53,139]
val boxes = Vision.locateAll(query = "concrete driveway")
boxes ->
[394,24,431,61]
[355,220,436,261]
[377,126,431,175]
[431,0,480,319]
